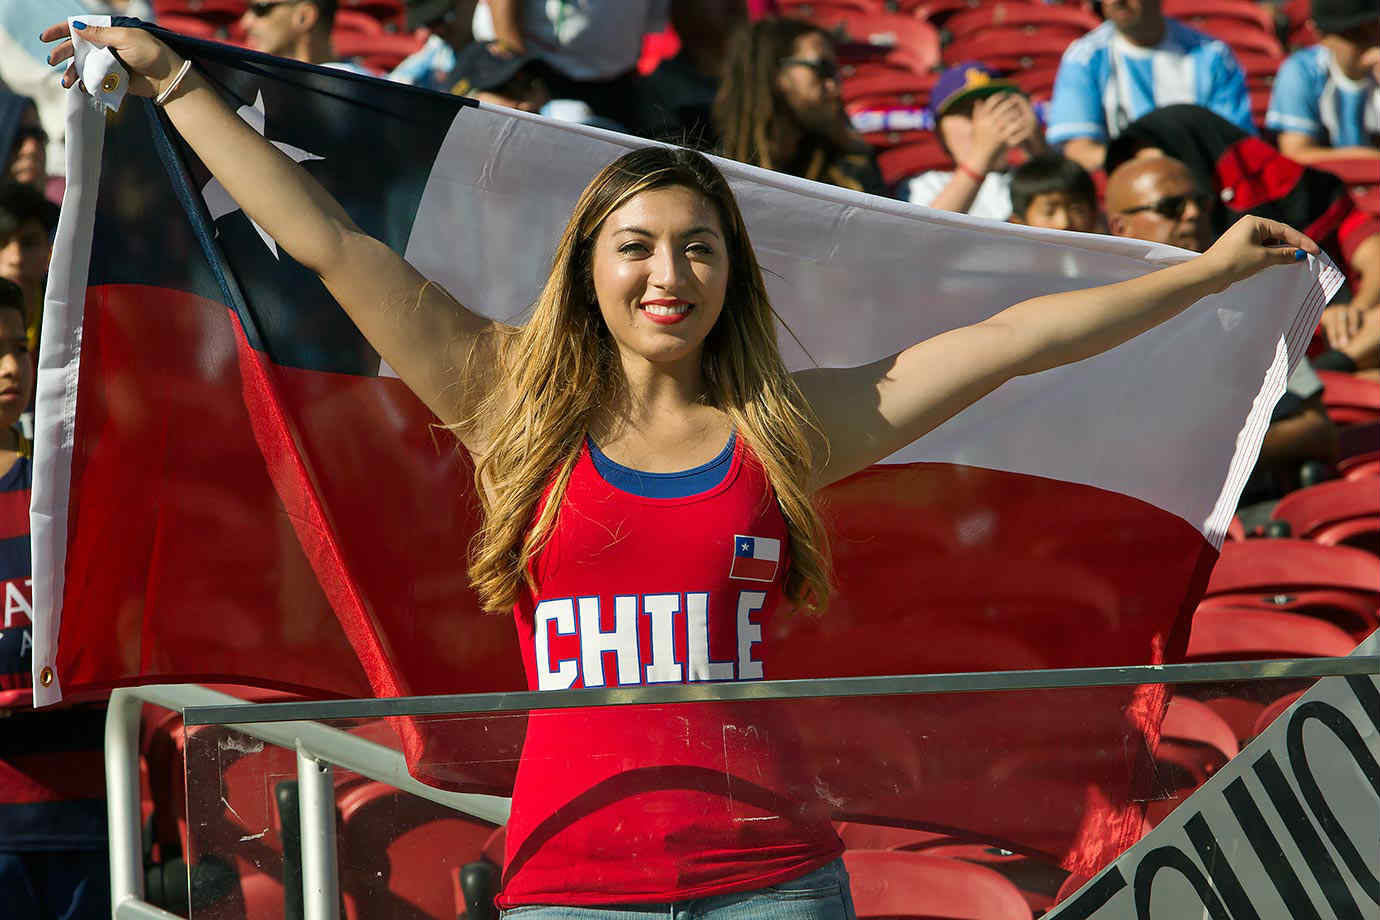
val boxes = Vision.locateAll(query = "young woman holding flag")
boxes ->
[44,20,1320,920]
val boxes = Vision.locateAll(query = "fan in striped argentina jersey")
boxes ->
[1267,0,1380,164]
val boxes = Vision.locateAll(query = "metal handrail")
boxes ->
[182,655,1380,726]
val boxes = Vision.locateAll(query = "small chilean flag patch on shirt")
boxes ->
[730,535,780,582]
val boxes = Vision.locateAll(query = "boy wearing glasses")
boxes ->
[1105,155,1212,252]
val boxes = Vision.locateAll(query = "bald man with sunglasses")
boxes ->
[1106,155,1213,252]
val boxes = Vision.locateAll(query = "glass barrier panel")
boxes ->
[175,670,1379,920]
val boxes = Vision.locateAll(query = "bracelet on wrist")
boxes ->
[155,59,193,106]
[956,162,984,183]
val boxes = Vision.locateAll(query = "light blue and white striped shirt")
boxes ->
[1266,45,1379,148]
[1047,20,1254,146]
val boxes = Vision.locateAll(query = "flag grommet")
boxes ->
[39,666,54,687]
[101,72,120,94]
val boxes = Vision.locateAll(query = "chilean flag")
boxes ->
[31,21,1340,878]
[730,535,780,583]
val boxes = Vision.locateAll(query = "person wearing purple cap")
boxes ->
[1267,0,1379,164]
[901,63,1049,220]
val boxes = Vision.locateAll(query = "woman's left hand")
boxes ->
[1201,215,1320,291]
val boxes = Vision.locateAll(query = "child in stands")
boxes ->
[1007,154,1100,233]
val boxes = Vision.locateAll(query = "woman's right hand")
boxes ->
[41,21,184,99]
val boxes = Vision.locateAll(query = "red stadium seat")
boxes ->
[1337,421,1380,479]
[1251,689,1307,737]
[944,3,1100,40]
[1145,697,1239,826]
[157,13,222,39]
[1233,49,1287,82]
[901,0,984,24]
[809,10,943,73]
[334,8,386,34]
[154,0,246,24]
[941,33,1072,70]
[1012,65,1060,100]
[1200,539,1380,638]
[338,0,406,27]
[338,782,497,920]
[876,136,952,187]
[332,31,426,72]
[1163,0,1276,32]
[843,850,1034,919]
[1226,515,1248,541]
[1271,477,1380,555]
[1281,0,1321,49]
[1177,18,1284,58]
[842,63,937,107]
[1312,157,1380,188]
[1317,368,1380,425]
[1186,605,1359,661]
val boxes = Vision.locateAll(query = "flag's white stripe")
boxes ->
[406,104,1340,547]
[30,89,108,707]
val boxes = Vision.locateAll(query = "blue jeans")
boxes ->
[500,858,856,920]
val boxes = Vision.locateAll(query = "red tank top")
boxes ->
[497,437,842,907]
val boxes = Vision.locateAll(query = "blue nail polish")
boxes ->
[1294,249,1307,261]
[72,20,87,29]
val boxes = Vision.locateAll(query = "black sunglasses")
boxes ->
[780,57,840,81]
[1122,192,1214,220]
[248,0,296,16]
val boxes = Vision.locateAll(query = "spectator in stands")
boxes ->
[1106,155,1338,507]
[714,17,885,195]
[390,0,479,92]
[1046,0,1253,172]
[471,0,668,128]
[1008,154,1100,232]
[1105,155,1212,251]
[0,183,56,352]
[635,0,746,145]
[1266,0,1379,164]
[239,0,371,73]
[0,278,110,920]
[1106,105,1380,315]
[0,92,46,194]
[902,63,1049,220]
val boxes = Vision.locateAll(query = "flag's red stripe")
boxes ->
[730,556,778,582]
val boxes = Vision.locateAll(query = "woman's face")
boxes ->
[776,32,844,137]
[590,185,730,372]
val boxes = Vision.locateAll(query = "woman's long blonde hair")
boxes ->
[464,146,833,614]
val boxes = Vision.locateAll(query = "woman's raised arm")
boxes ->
[795,215,1321,489]
[43,22,501,444]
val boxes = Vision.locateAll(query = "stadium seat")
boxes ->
[1280,0,1320,48]
[1270,477,1380,555]
[901,0,983,24]
[842,850,1034,919]
[941,34,1072,71]
[1178,17,1284,58]
[780,0,886,17]
[335,8,386,35]
[1233,49,1287,83]
[943,3,1100,41]
[338,782,497,920]
[332,31,426,73]
[154,0,246,24]
[1251,689,1307,738]
[1336,421,1380,480]
[338,0,406,27]
[1186,605,1359,661]
[1316,369,1380,425]
[1011,66,1060,100]
[158,14,224,38]
[1312,158,1380,190]
[808,11,943,73]
[1163,0,1276,32]
[1144,697,1239,826]
[1200,538,1380,637]
[877,136,952,187]
[842,65,937,107]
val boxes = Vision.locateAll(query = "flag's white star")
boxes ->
[202,91,323,259]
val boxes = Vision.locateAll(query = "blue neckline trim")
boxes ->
[587,432,736,498]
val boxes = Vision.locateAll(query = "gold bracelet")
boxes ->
[154,59,193,106]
